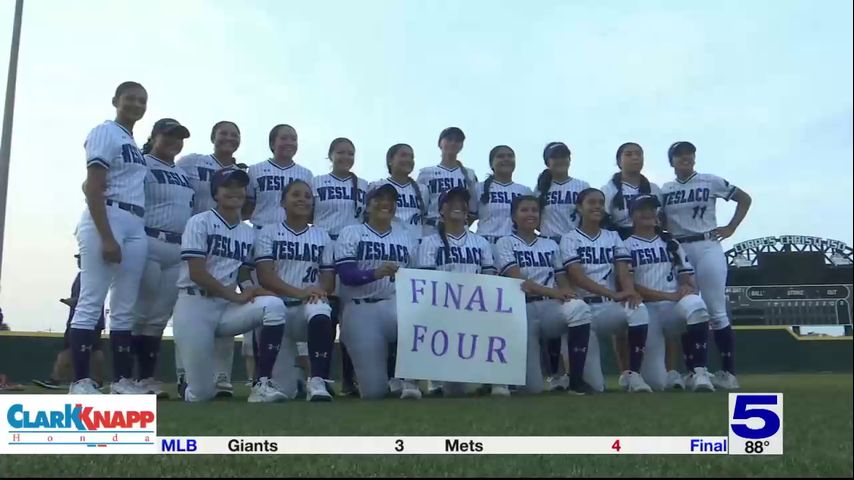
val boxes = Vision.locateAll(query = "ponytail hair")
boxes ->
[141,137,153,155]
[437,221,451,264]
[328,137,361,218]
[536,169,553,210]
[657,227,684,268]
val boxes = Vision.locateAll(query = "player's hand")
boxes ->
[301,286,328,304]
[250,288,276,299]
[615,290,642,309]
[520,279,539,295]
[374,262,399,280]
[231,290,255,304]
[711,225,735,241]
[101,238,122,264]
[551,288,576,302]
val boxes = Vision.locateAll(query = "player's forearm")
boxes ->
[636,284,674,302]
[84,185,115,242]
[566,266,617,298]
[189,269,239,301]
[727,190,752,230]
[336,262,377,286]
[616,262,636,293]
[256,266,305,298]
[320,271,335,294]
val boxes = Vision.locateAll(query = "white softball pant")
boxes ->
[583,301,649,392]
[173,293,286,402]
[71,207,147,331]
[682,240,730,330]
[270,302,333,398]
[340,297,398,400]
[132,236,180,336]
[642,296,710,390]
[524,299,591,394]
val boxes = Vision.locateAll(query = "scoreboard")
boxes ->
[724,235,853,326]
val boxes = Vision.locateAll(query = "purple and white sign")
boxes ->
[394,268,527,385]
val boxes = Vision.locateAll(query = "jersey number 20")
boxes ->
[302,267,319,283]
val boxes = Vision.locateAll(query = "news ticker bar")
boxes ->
[6,436,745,455]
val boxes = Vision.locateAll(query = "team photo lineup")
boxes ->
[57,79,755,404]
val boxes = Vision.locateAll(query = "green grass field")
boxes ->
[1,374,852,477]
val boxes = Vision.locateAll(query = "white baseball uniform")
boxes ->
[473,180,532,243]
[172,209,286,402]
[368,178,425,242]
[625,234,709,390]
[601,180,663,230]
[534,177,590,240]
[334,223,417,399]
[132,155,195,337]
[416,164,478,235]
[495,234,592,393]
[417,231,495,275]
[246,159,314,227]
[661,172,738,330]
[176,153,239,215]
[72,120,148,333]
[254,222,335,397]
[311,173,368,239]
[560,227,649,392]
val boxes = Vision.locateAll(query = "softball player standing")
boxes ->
[369,144,426,243]
[561,188,652,393]
[660,141,752,390]
[416,187,499,396]
[417,127,478,237]
[534,142,590,242]
[473,146,532,244]
[256,180,336,401]
[69,81,150,395]
[495,195,594,395]
[172,169,288,403]
[132,119,194,398]
[245,124,313,227]
[311,138,367,396]
[175,120,244,396]
[626,195,715,392]
[334,184,419,400]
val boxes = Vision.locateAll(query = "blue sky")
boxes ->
[0,0,851,331]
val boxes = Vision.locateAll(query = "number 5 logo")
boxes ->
[730,394,782,439]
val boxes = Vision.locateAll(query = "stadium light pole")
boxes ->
[0,0,25,292]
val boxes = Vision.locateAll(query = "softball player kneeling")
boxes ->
[561,188,652,393]
[334,184,419,400]
[626,195,714,392]
[416,186,499,397]
[255,180,337,402]
[495,195,593,395]
[172,169,288,403]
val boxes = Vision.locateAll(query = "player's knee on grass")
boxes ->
[256,296,286,326]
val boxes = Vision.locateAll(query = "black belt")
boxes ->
[183,287,210,297]
[677,233,712,244]
[583,296,606,304]
[145,227,182,244]
[525,296,547,304]
[352,298,386,305]
[284,300,303,308]
[106,200,145,218]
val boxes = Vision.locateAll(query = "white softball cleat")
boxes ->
[248,377,287,403]
[426,380,443,396]
[712,371,740,390]
[490,385,511,397]
[110,377,148,395]
[388,378,404,395]
[69,378,102,395]
[546,375,570,392]
[215,374,234,398]
[666,370,686,390]
[690,368,716,392]
[136,378,168,399]
[400,380,422,400]
[306,377,333,402]
[618,371,630,390]
[624,371,653,393]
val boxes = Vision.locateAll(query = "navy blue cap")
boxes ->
[210,168,250,199]
[629,194,661,212]
[151,118,190,138]
[438,186,470,209]
[543,142,571,162]
[365,183,398,204]
[668,141,696,161]
[439,127,465,144]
